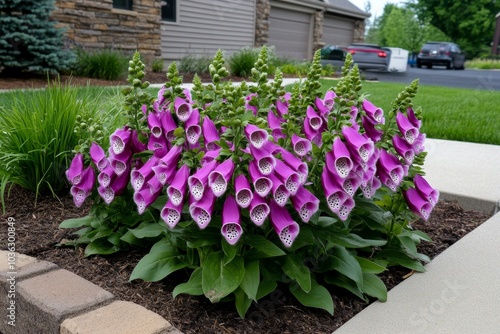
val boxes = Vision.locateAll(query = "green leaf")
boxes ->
[172,268,203,298]
[288,226,315,251]
[281,254,311,293]
[120,230,151,247]
[325,273,367,301]
[234,287,253,319]
[240,260,259,301]
[130,239,187,282]
[329,247,363,286]
[355,257,387,274]
[84,238,119,256]
[376,249,426,272]
[398,235,418,257]
[129,221,166,239]
[150,195,168,211]
[361,273,387,302]
[290,281,334,315]
[202,252,245,303]
[256,279,277,300]
[59,215,95,229]
[331,234,387,248]
[245,235,286,258]
[407,229,433,243]
[222,239,238,265]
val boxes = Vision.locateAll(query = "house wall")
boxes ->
[52,0,161,60]
[160,0,256,61]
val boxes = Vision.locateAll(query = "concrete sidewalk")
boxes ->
[335,138,500,333]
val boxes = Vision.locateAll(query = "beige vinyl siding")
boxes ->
[323,14,355,47]
[161,0,256,61]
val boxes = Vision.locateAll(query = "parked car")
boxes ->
[321,43,390,71]
[416,42,466,70]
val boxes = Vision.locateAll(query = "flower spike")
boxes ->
[221,195,243,245]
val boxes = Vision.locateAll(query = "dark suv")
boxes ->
[417,42,465,70]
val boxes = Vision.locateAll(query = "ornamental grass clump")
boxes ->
[61,48,439,317]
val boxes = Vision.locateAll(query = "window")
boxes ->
[113,0,133,10]
[161,0,176,22]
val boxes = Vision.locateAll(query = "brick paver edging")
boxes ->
[0,251,183,334]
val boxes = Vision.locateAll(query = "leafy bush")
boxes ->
[178,54,212,74]
[151,59,164,73]
[61,49,438,318]
[465,58,500,70]
[229,47,259,77]
[74,49,128,81]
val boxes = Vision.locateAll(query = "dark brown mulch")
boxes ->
[0,185,490,334]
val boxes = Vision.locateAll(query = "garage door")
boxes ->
[323,15,355,47]
[268,7,312,60]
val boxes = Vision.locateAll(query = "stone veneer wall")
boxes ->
[353,19,365,43]
[254,0,270,47]
[52,0,161,60]
[313,10,325,53]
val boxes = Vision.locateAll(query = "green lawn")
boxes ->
[319,79,500,145]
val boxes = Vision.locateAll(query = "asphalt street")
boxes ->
[362,67,500,91]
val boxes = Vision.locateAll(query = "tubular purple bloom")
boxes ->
[189,191,216,229]
[321,167,351,216]
[147,174,163,195]
[147,134,168,158]
[326,137,353,178]
[342,126,374,162]
[156,86,166,107]
[413,133,426,154]
[302,116,320,142]
[152,162,176,186]
[407,108,422,129]
[66,153,84,185]
[413,174,439,207]
[234,174,253,208]
[202,116,220,150]
[109,149,132,176]
[403,188,433,220]
[274,159,300,195]
[208,158,235,197]
[221,195,243,245]
[338,197,355,221]
[131,130,147,153]
[134,186,161,215]
[184,108,201,145]
[167,165,190,206]
[362,99,385,124]
[188,160,218,201]
[248,161,272,197]
[183,88,192,103]
[290,186,319,223]
[377,149,406,192]
[98,167,130,204]
[89,143,109,172]
[245,124,268,149]
[268,172,290,207]
[291,134,312,157]
[148,112,163,138]
[174,96,192,122]
[396,111,419,145]
[160,111,178,143]
[267,110,285,140]
[159,145,183,168]
[161,199,183,229]
[261,140,282,155]
[249,194,270,226]
[350,105,359,121]
[110,128,132,155]
[306,105,323,131]
[326,167,362,197]
[275,98,289,116]
[200,148,221,165]
[269,200,300,248]
[393,135,415,165]
[245,93,258,115]
[250,145,276,175]
[278,149,308,185]
[362,116,383,143]
[70,167,95,208]
[98,165,114,188]
[360,175,381,199]
[131,157,159,192]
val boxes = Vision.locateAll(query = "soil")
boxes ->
[0,185,490,334]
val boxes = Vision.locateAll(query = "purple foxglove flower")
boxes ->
[70,167,95,208]
[269,199,300,248]
[174,96,192,122]
[403,188,433,220]
[185,109,201,145]
[274,159,300,195]
[202,116,220,150]
[413,133,426,154]
[200,148,221,165]
[250,145,276,176]
[245,93,258,115]
[183,88,192,103]
[329,170,362,197]
[362,116,383,143]
[413,174,439,207]
[248,161,272,197]
[110,128,132,155]
[152,162,176,186]
[278,149,308,185]
[377,149,406,191]
[188,160,218,201]
[360,175,381,199]
[362,99,384,124]
[98,165,114,188]
[275,98,289,117]
[261,140,282,155]
[249,194,270,226]
[167,164,190,206]
[131,130,147,153]
[291,134,312,157]
[326,137,353,178]
[147,174,163,195]
[66,153,84,185]
[350,105,359,120]
[159,145,182,168]
[396,111,419,145]
[208,158,235,197]
[109,148,132,176]
[321,167,351,216]
[338,197,355,221]
[134,186,161,215]
[303,116,320,142]
[189,191,216,229]
[221,195,243,245]
[290,186,319,223]
[148,112,163,138]
[245,124,268,149]
[234,174,253,208]
[267,110,285,140]
[131,157,159,192]
[147,134,168,158]
[89,142,109,172]
[155,86,166,108]
[407,107,421,129]
[393,135,415,165]
[268,172,290,207]
[98,167,130,204]
[161,111,178,143]
[161,198,183,229]
[306,105,323,131]
[342,126,374,162]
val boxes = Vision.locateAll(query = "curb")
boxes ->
[0,251,183,334]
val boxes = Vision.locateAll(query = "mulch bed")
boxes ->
[0,185,490,334]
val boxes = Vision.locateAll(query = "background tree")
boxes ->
[0,0,75,75]
[411,0,500,58]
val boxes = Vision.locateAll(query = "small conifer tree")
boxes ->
[0,0,75,75]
